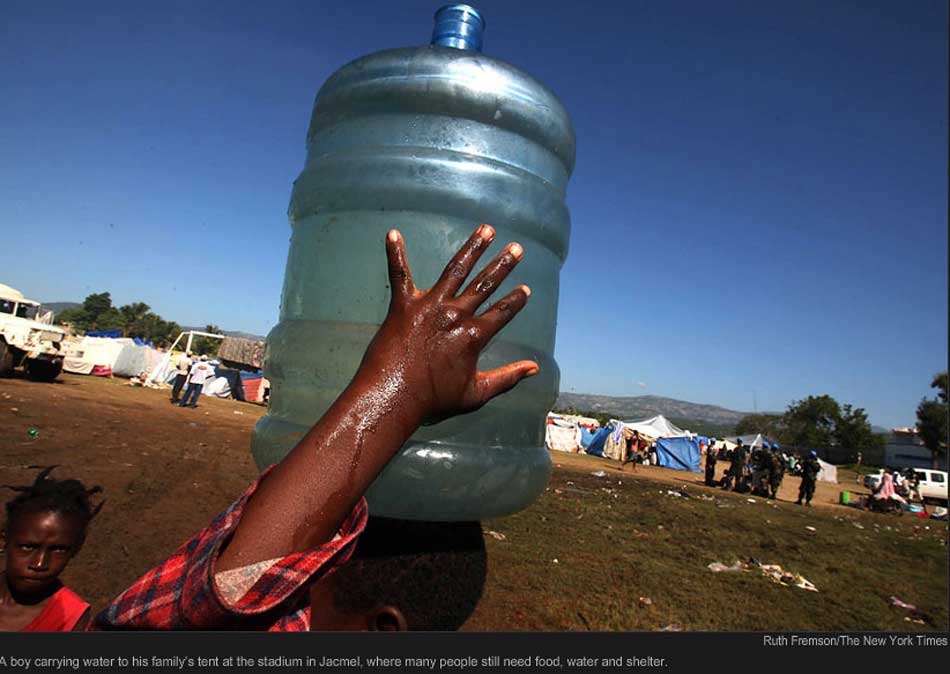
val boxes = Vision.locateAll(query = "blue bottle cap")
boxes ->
[431,4,485,52]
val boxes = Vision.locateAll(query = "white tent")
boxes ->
[724,434,778,448]
[544,413,588,453]
[817,457,837,483]
[63,336,130,375]
[622,415,687,440]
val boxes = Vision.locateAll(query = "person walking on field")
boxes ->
[170,351,193,404]
[796,451,821,506]
[621,431,641,471]
[179,355,213,409]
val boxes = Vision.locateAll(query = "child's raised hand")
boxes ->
[358,225,538,425]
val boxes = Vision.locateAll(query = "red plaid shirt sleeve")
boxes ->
[90,468,368,631]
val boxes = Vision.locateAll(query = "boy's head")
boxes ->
[308,517,487,631]
[2,467,102,597]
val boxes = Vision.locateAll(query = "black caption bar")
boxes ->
[1,632,946,673]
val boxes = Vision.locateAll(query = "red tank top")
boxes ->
[20,586,90,632]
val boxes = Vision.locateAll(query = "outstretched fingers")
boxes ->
[468,361,540,407]
[386,229,415,304]
[456,242,524,313]
[432,225,495,299]
[471,285,531,346]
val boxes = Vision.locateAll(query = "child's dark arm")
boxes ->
[217,225,536,572]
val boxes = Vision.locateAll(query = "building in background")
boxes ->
[883,427,932,469]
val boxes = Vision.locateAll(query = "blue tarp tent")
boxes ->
[656,437,702,473]
[86,329,122,338]
[585,427,611,458]
[579,426,597,448]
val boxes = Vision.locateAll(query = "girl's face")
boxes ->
[3,510,83,597]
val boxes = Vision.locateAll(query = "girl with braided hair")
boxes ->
[0,466,102,631]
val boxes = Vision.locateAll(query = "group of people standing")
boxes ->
[703,439,822,506]
[169,351,216,408]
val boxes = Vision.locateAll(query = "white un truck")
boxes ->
[0,283,66,381]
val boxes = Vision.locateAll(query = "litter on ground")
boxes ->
[708,561,749,573]
[591,470,607,477]
[758,564,818,592]
[708,559,818,592]
[486,531,506,541]
[889,596,916,610]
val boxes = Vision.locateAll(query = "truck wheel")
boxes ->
[0,343,14,377]
[26,358,63,382]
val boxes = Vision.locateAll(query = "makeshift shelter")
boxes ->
[580,420,632,460]
[655,436,702,473]
[112,343,150,378]
[63,336,130,376]
[545,416,582,453]
[240,371,267,403]
[218,337,265,370]
[585,425,612,458]
[212,365,246,401]
[545,413,601,453]
[623,415,687,440]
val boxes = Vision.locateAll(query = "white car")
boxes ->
[0,283,66,381]
[864,468,948,504]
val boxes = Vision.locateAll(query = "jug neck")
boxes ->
[430,4,485,52]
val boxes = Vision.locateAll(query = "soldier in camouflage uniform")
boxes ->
[768,448,786,500]
[796,451,821,506]
[704,440,719,486]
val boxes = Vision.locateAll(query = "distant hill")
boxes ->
[42,302,80,314]
[181,326,266,341]
[556,392,748,425]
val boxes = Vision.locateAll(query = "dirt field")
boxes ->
[0,373,262,611]
[1,373,946,630]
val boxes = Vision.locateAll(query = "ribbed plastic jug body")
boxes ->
[251,43,575,520]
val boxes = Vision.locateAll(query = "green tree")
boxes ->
[55,292,114,331]
[118,302,151,335]
[834,404,885,453]
[190,324,223,358]
[156,320,182,348]
[782,395,841,448]
[916,371,948,470]
[82,292,113,324]
[735,413,783,439]
[55,291,183,346]
[94,307,125,332]
[55,306,89,330]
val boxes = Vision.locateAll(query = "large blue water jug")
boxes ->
[251,5,575,520]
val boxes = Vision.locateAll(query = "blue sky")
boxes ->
[1,0,946,428]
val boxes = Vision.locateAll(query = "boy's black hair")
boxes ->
[330,516,487,631]
[3,466,103,547]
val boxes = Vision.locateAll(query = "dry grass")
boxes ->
[466,453,948,631]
